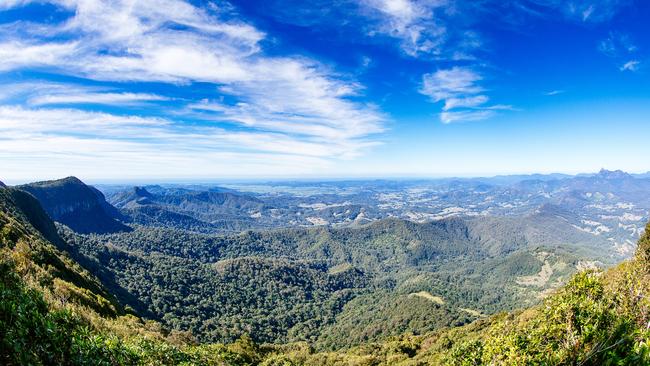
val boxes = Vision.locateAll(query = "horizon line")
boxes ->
[3,168,648,186]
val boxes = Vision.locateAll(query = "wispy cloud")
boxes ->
[620,60,640,72]
[598,31,637,57]
[0,0,31,10]
[544,90,565,96]
[1,82,174,106]
[419,67,509,123]
[0,82,166,106]
[420,67,484,102]
[356,0,629,61]
[443,95,489,110]
[359,0,448,57]
[440,110,495,124]
[0,41,78,71]
[0,0,386,176]
[598,31,641,72]
[353,2,520,122]
[523,0,630,23]
[0,105,345,180]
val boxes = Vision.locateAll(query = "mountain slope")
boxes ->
[62,211,612,346]
[0,186,121,313]
[0,184,281,365]
[2,180,649,365]
[249,224,650,365]
[0,185,129,364]
[18,177,130,234]
[107,186,265,233]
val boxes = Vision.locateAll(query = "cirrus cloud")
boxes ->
[419,67,510,123]
[0,0,386,179]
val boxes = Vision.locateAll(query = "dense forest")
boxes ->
[1,183,649,365]
[1,177,623,349]
[58,217,603,346]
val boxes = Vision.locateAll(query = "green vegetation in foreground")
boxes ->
[1,184,649,365]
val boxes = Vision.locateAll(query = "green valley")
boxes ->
[1,180,649,365]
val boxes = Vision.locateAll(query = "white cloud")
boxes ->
[620,60,640,72]
[0,0,386,176]
[0,105,367,168]
[419,67,509,123]
[0,41,78,71]
[544,90,565,96]
[0,106,169,135]
[29,92,169,106]
[359,0,447,57]
[0,0,31,10]
[440,110,495,124]
[0,82,170,106]
[420,67,484,102]
[443,95,489,110]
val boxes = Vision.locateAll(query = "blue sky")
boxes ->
[0,0,649,182]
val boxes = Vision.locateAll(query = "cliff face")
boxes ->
[18,177,129,234]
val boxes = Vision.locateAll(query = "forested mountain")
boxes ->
[18,177,130,234]
[260,226,650,365]
[95,171,649,260]
[60,214,611,346]
[106,186,267,233]
[1,181,648,365]
[0,181,296,364]
[2,177,612,348]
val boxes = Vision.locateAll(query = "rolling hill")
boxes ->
[107,185,266,233]
[5,176,620,347]
[1,180,648,364]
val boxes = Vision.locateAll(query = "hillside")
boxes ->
[5,176,621,347]
[2,181,649,364]
[4,177,619,347]
[0,185,130,364]
[262,223,650,365]
[18,177,130,234]
[0,183,307,365]
[106,186,265,233]
[61,213,612,346]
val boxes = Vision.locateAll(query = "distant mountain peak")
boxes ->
[597,169,632,180]
[0,180,6,188]
[133,186,153,198]
[61,176,84,184]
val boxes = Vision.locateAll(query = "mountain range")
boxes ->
[1,175,648,364]
[2,175,633,347]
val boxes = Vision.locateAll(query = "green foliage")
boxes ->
[637,223,650,270]
[0,255,134,365]
[470,270,643,364]
[316,290,472,349]
[62,230,368,344]
[3,182,649,366]
[60,217,593,347]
